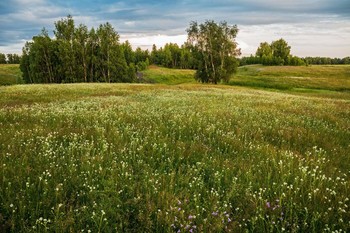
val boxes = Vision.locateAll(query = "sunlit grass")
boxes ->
[0,64,23,85]
[125,65,195,85]
[0,83,349,232]
[232,65,350,92]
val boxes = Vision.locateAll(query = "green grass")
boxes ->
[231,65,350,92]
[0,83,349,232]
[142,65,196,84]
[3,64,350,95]
[0,64,23,85]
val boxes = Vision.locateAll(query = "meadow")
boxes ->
[0,64,23,86]
[142,65,196,85]
[0,65,350,232]
[233,65,350,92]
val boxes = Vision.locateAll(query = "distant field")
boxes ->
[0,83,349,232]
[0,64,23,85]
[232,64,350,92]
[2,64,350,95]
[142,65,196,84]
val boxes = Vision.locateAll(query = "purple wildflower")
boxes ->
[266,202,271,208]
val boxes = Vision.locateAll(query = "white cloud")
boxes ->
[120,34,187,50]
[237,21,350,57]
[13,0,44,5]
[0,40,27,54]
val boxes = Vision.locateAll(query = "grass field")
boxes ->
[232,65,350,92]
[2,64,350,93]
[0,82,349,232]
[142,65,196,85]
[0,64,23,85]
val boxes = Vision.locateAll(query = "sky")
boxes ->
[0,0,349,57]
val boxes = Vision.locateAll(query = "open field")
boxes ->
[233,65,350,92]
[142,65,196,85]
[0,64,23,85]
[2,64,349,94]
[0,83,349,232]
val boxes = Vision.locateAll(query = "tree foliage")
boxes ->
[0,53,7,64]
[271,38,291,63]
[20,16,150,84]
[0,53,21,64]
[256,42,272,58]
[186,20,240,84]
[241,38,304,66]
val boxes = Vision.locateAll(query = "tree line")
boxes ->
[303,57,350,65]
[0,53,21,64]
[239,38,350,66]
[18,16,349,85]
[20,15,150,84]
[20,17,241,84]
[239,39,305,66]
[150,43,197,69]
[151,21,241,84]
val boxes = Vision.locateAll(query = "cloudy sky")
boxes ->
[0,0,349,57]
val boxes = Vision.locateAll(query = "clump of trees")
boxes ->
[239,38,350,66]
[240,38,305,66]
[303,57,350,65]
[186,20,241,84]
[20,15,150,84]
[0,53,21,64]
[150,43,197,69]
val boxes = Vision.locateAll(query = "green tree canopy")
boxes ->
[271,38,291,64]
[187,20,240,84]
[20,15,149,84]
[256,42,272,57]
[0,53,7,64]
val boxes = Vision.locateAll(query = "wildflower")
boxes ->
[266,202,271,208]
[212,211,218,216]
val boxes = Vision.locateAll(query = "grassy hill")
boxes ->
[0,64,23,85]
[0,83,349,232]
[232,64,350,92]
[141,65,196,84]
[2,64,350,95]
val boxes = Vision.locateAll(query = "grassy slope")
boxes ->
[2,64,350,94]
[0,83,349,232]
[142,65,196,84]
[0,64,23,85]
[232,64,350,92]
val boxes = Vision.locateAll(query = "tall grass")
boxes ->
[0,64,23,85]
[0,84,349,232]
[142,66,195,85]
[232,65,350,92]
